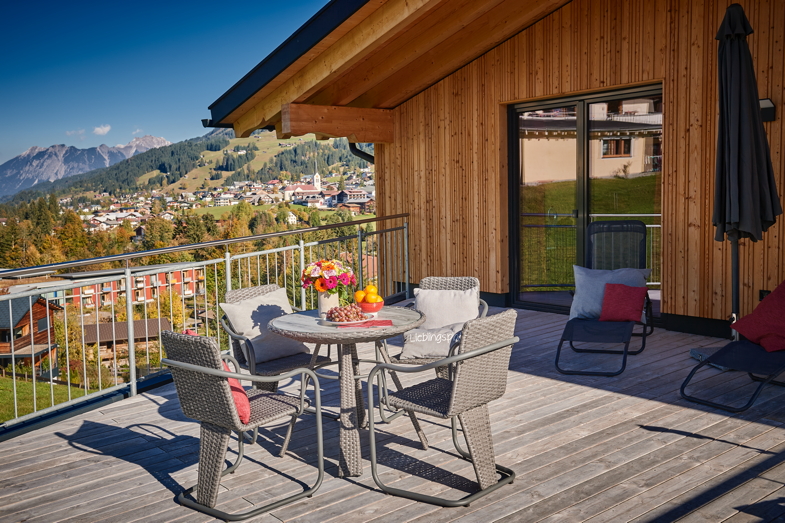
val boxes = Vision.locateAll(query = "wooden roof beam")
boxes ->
[231,0,449,138]
[281,104,393,143]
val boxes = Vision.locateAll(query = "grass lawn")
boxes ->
[159,133,326,193]
[0,375,98,423]
[521,174,661,289]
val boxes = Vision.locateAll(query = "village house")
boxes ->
[63,265,206,308]
[0,295,62,376]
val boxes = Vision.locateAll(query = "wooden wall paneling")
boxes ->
[379,0,783,313]
[767,0,784,297]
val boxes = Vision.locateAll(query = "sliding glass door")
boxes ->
[510,86,662,312]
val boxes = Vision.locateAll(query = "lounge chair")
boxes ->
[555,220,653,376]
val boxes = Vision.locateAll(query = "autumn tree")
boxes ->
[59,210,89,261]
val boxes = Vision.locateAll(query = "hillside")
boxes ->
[6,131,373,203]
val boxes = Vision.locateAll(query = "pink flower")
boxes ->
[310,267,321,278]
[338,273,350,285]
[350,274,357,285]
[325,276,339,289]
[323,269,337,278]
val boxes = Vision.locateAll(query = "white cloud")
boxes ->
[93,124,111,136]
[65,129,85,136]
[132,128,143,135]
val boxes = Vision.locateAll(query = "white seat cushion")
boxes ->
[414,287,479,330]
[220,287,309,364]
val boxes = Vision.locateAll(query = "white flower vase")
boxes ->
[318,291,340,317]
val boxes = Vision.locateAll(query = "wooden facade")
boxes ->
[0,298,60,369]
[375,0,785,320]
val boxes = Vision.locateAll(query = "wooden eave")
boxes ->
[207,0,571,140]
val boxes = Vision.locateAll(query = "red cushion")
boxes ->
[732,281,785,352]
[599,283,648,322]
[182,329,198,336]
[222,361,250,423]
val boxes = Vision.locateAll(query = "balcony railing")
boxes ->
[0,214,409,430]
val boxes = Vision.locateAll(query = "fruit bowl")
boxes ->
[359,300,384,313]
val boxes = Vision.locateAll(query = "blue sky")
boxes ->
[0,0,330,165]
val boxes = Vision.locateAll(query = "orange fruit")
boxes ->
[364,284,378,295]
[368,294,384,303]
[354,290,367,303]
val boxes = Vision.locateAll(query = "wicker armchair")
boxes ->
[368,309,518,507]
[379,276,488,449]
[220,284,330,392]
[161,331,324,521]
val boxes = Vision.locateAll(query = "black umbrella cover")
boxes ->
[713,3,782,242]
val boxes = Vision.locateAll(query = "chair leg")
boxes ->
[681,362,772,413]
[195,422,231,508]
[177,416,326,520]
[368,386,514,507]
[458,405,498,490]
[376,341,429,450]
[278,414,298,457]
[556,338,630,376]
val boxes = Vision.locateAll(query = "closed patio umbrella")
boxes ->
[712,3,782,325]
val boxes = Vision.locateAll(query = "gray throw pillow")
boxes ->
[569,265,651,320]
[414,287,479,329]
[399,322,464,360]
[219,287,309,364]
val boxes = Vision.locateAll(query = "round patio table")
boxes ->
[268,306,424,477]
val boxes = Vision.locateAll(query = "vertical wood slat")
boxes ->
[376,0,784,319]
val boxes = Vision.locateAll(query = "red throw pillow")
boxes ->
[732,280,785,352]
[599,283,648,322]
[182,329,198,336]
[222,361,250,423]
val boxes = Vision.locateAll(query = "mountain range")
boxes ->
[0,135,171,197]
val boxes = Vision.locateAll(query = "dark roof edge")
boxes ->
[206,0,373,127]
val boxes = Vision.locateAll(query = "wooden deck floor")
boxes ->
[2,309,785,523]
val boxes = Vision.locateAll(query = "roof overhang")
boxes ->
[205,0,572,141]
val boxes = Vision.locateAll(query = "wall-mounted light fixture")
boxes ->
[760,98,776,122]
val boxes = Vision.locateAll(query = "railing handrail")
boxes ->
[0,213,409,279]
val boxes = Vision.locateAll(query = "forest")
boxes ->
[0,196,359,272]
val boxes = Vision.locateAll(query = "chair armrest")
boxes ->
[479,299,488,318]
[220,315,259,374]
[368,336,519,381]
[220,315,246,341]
[162,359,322,415]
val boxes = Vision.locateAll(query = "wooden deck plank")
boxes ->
[2,309,785,523]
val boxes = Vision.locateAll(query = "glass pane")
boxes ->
[589,95,662,291]
[518,106,577,306]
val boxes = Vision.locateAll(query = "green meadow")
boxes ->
[520,173,661,289]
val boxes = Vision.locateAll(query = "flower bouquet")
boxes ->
[301,259,357,313]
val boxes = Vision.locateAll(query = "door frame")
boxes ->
[508,84,663,312]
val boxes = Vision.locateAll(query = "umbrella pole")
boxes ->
[731,238,740,341]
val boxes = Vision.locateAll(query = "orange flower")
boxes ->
[314,278,328,292]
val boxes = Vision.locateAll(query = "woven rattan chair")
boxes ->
[161,331,324,521]
[379,276,488,449]
[220,284,330,392]
[555,220,654,377]
[368,309,518,507]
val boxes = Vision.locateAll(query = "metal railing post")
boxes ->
[225,251,232,293]
[357,227,364,289]
[299,237,306,310]
[125,267,137,397]
[404,222,410,299]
